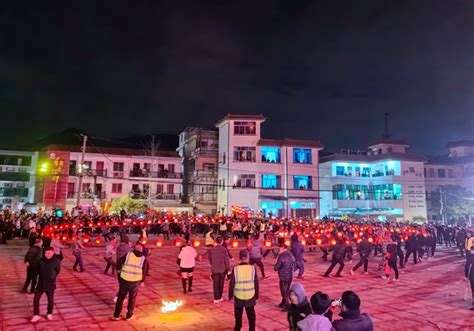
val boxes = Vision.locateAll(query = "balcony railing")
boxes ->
[67,191,107,199]
[0,172,30,181]
[129,170,182,179]
[129,192,181,200]
[113,171,124,178]
[0,188,29,197]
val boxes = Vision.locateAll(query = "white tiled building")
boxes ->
[424,140,474,221]
[0,150,38,210]
[38,145,190,213]
[319,138,428,221]
[216,114,323,218]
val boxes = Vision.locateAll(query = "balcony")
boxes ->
[0,172,30,181]
[67,191,107,199]
[113,171,125,178]
[89,169,108,177]
[129,192,181,200]
[335,199,403,210]
[129,170,182,179]
[0,188,29,197]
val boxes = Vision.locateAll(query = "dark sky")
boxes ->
[1,0,473,154]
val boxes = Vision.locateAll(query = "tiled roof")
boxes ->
[216,113,266,126]
[257,138,323,149]
[446,140,474,148]
[43,144,179,158]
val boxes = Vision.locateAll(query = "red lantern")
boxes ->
[232,239,239,248]
[284,237,291,246]
[174,238,183,247]
[368,236,374,243]
[301,240,306,246]
[155,238,163,247]
[316,238,322,245]
[264,240,272,248]
[82,235,90,244]
[61,235,67,241]
[95,238,102,245]
[140,238,148,245]
[330,239,336,246]
[193,239,201,248]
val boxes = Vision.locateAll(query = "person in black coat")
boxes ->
[384,238,399,280]
[457,229,467,258]
[324,238,345,277]
[22,238,43,293]
[416,233,426,261]
[31,247,61,323]
[465,246,474,310]
[404,234,418,265]
[351,236,372,275]
[274,244,295,310]
[332,291,374,331]
[287,283,312,331]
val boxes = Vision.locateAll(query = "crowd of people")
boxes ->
[1,208,473,330]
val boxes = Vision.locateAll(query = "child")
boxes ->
[297,291,334,331]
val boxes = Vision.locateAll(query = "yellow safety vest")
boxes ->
[205,231,214,246]
[120,252,145,282]
[234,264,255,300]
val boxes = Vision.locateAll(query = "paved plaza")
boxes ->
[0,239,473,331]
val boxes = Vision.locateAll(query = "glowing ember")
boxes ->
[161,300,184,313]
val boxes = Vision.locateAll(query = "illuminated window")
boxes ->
[261,147,280,163]
[294,175,312,189]
[293,148,312,164]
[234,121,256,135]
[233,147,256,162]
[336,166,345,176]
[262,174,281,189]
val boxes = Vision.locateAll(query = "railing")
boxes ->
[89,169,107,177]
[129,192,181,200]
[0,188,29,197]
[113,171,124,178]
[129,170,183,179]
[67,191,107,199]
[0,172,30,181]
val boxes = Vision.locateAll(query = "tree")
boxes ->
[110,195,147,215]
[429,185,474,224]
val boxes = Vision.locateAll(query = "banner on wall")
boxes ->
[42,150,71,210]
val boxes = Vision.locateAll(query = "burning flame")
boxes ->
[161,300,183,313]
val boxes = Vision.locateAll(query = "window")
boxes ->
[262,174,281,189]
[157,184,163,193]
[293,175,312,189]
[167,184,174,194]
[409,167,415,173]
[222,152,226,165]
[261,147,281,163]
[112,183,122,193]
[168,164,175,173]
[69,160,77,176]
[234,174,256,188]
[437,169,446,178]
[293,148,312,164]
[336,166,345,176]
[113,162,124,171]
[233,147,256,162]
[429,168,435,178]
[233,121,256,135]
[83,161,92,170]
[448,169,454,178]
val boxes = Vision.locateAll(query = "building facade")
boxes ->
[0,150,38,210]
[424,140,474,221]
[177,127,218,215]
[36,145,189,213]
[216,114,323,218]
[319,138,427,221]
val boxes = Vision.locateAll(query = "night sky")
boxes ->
[1,1,473,154]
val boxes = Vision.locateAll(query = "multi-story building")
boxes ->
[319,138,427,221]
[36,145,190,213]
[177,127,218,215]
[424,140,474,221]
[0,150,38,210]
[216,114,323,218]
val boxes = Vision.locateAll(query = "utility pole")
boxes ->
[439,186,445,224]
[148,136,158,209]
[76,134,88,208]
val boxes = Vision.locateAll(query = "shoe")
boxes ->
[110,316,121,321]
[278,303,285,308]
[392,278,399,282]
[213,297,224,304]
[113,296,118,303]
[140,283,145,287]
[470,307,474,311]
[46,314,53,321]
[350,269,354,276]
[381,276,388,280]
[188,288,193,293]
[262,275,270,280]
[364,272,369,275]
[323,274,329,278]
[73,268,78,272]
[125,314,135,320]
[30,315,41,323]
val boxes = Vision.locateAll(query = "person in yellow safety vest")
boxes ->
[229,249,259,331]
[220,220,228,236]
[111,244,145,321]
[205,228,215,247]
